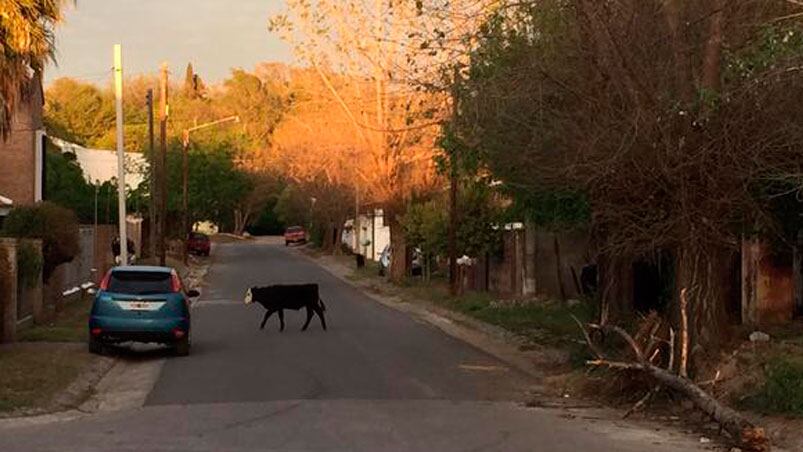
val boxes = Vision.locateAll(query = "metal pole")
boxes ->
[113,44,128,266]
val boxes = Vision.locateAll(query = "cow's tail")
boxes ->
[318,298,327,311]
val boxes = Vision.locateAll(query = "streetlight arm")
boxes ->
[185,115,240,135]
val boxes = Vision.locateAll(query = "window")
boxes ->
[107,271,172,295]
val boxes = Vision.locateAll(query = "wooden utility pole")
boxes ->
[113,44,128,266]
[146,89,156,259]
[448,71,459,296]
[157,63,169,266]
[354,184,361,257]
[182,130,190,265]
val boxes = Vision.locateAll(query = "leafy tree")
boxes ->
[44,78,114,145]
[451,0,803,351]
[164,141,251,233]
[1,202,79,281]
[1,0,70,138]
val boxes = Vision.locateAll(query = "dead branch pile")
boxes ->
[574,289,769,451]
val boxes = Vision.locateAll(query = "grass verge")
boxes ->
[18,295,92,343]
[345,260,593,365]
[742,355,803,417]
[0,344,91,413]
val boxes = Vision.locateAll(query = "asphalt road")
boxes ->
[0,241,706,451]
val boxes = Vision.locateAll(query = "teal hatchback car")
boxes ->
[89,266,199,356]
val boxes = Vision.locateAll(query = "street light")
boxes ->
[181,115,240,263]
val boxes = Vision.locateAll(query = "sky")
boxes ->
[46,0,292,86]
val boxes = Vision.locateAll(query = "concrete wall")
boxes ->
[0,238,18,343]
[45,225,115,313]
[0,77,43,206]
[0,238,44,343]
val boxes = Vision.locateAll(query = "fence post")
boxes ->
[0,238,19,343]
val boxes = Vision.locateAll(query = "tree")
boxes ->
[44,78,114,145]
[165,140,251,233]
[233,171,284,236]
[270,2,445,276]
[451,0,803,358]
[0,0,70,138]
[1,202,79,282]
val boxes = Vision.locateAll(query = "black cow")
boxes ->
[244,284,327,331]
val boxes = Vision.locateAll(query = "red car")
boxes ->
[186,232,211,256]
[284,226,307,246]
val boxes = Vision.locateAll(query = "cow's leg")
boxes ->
[260,309,275,330]
[302,306,314,331]
[314,305,327,331]
[278,309,285,332]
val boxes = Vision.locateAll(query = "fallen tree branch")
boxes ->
[578,320,769,451]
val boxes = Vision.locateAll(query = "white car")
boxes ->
[378,245,423,277]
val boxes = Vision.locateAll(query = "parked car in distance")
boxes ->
[88,266,200,356]
[378,245,423,277]
[186,232,211,256]
[284,226,307,246]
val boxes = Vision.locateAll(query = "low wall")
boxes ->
[0,238,44,343]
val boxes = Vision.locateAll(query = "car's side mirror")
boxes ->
[186,289,201,298]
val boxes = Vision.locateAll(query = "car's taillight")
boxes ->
[99,271,112,290]
[90,328,102,336]
[171,271,182,293]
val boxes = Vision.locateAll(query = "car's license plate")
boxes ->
[117,301,165,311]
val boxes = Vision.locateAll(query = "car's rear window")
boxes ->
[107,271,173,295]
[287,227,303,232]
[189,233,208,240]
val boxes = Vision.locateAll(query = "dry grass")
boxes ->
[0,344,91,413]
[18,295,92,343]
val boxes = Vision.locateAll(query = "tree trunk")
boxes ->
[674,244,729,373]
[701,0,724,94]
[389,217,408,283]
[598,253,633,324]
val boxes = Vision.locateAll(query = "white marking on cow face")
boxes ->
[244,288,253,304]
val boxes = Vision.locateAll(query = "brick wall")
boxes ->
[0,77,43,206]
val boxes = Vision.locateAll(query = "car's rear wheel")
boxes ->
[174,336,190,356]
[88,336,104,355]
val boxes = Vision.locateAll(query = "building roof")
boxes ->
[49,137,147,188]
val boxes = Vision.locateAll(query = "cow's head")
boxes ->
[244,288,254,304]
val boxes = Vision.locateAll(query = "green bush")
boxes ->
[1,202,79,282]
[17,241,43,288]
[744,357,803,416]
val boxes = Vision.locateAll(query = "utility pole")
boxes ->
[158,63,169,266]
[113,44,128,266]
[182,129,190,257]
[146,89,156,260]
[448,70,460,296]
[354,184,361,257]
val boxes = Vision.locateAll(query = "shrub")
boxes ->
[744,357,803,416]
[17,241,43,288]
[1,202,79,282]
